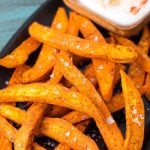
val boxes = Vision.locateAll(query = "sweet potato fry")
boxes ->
[120,70,144,150]
[8,65,30,86]
[82,64,97,87]
[0,83,124,149]
[136,50,150,73]
[0,115,17,142]
[114,64,126,85]
[51,7,68,33]
[29,22,137,63]
[128,62,145,90]
[62,110,90,124]
[138,26,150,53]
[113,34,148,89]
[0,114,48,150]
[0,104,25,125]
[23,7,68,83]
[144,73,150,101]
[107,93,124,113]
[57,51,110,117]
[0,135,12,150]
[48,12,79,84]
[14,103,47,150]
[47,105,70,117]
[55,120,90,150]
[93,60,116,102]
[40,117,98,150]
[75,14,116,102]
[113,33,150,73]
[0,37,40,68]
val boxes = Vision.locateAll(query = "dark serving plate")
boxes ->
[0,0,150,149]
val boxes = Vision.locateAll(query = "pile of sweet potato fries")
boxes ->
[0,7,149,150]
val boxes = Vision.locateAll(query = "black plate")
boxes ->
[0,0,150,149]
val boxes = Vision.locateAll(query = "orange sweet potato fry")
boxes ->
[29,22,137,63]
[47,105,70,117]
[8,65,30,86]
[138,26,150,53]
[0,37,40,68]
[0,113,49,150]
[48,12,79,84]
[128,62,145,90]
[14,103,47,150]
[82,64,97,87]
[69,14,117,102]
[57,51,124,147]
[40,117,98,150]
[0,104,25,125]
[120,70,144,150]
[55,120,90,150]
[113,33,150,73]
[93,60,116,102]
[114,64,126,85]
[0,135,12,150]
[113,34,148,89]
[0,115,17,143]
[0,83,124,149]
[144,73,150,101]
[22,7,68,83]
[62,110,90,124]
[107,93,124,113]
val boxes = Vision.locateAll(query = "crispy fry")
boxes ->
[0,104,25,125]
[76,15,116,99]
[0,114,46,149]
[0,37,40,68]
[9,65,30,86]
[51,7,68,33]
[93,60,116,102]
[107,93,124,113]
[57,51,114,118]
[113,33,150,73]
[113,34,148,89]
[0,135,12,150]
[29,22,137,63]
[62,110,90,124]
[0,83,124,149]
[138,26,150,53]
[47,105,70,117]
[0,115,17,142]
[82,64,97,87]
[144,73,150,101]
[40,117,98,150]
[55,120,90,150]
[48,12,79,84]
[64,14,115,102]
[136,50,150,73]
[120,70,144,150]
[114,64,126,85]
[48,63,63,84]
[128,62,145,90]
[22,7,68,83]
[14,103,47,150]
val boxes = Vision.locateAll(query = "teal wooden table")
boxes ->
[0,0,44,52]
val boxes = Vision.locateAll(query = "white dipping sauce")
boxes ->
[78,0,150,29]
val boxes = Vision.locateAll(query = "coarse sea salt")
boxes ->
[106,116,115,124]
[65,131,70,137]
